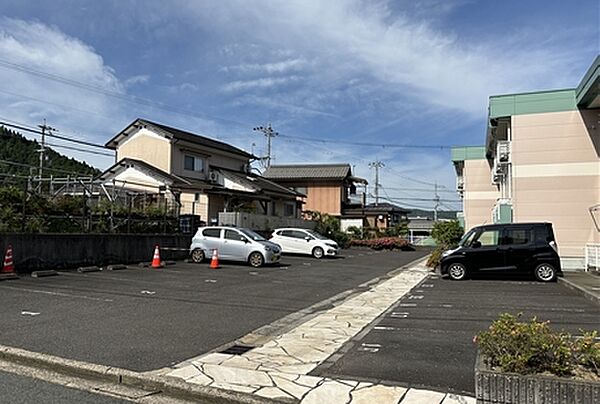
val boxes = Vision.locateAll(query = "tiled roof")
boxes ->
[97,158,192,186]
[216,167,302,198]
[106,118,255,159]
[263,164,352,180]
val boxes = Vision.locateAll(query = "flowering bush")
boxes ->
[350,237,414,251]
[476,313,600,377]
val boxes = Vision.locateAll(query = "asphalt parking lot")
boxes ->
[314,273,600,396]
[0,248,427,372]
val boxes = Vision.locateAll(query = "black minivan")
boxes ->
[439,222,562,282]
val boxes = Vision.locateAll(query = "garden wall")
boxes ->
[0,233,192,273]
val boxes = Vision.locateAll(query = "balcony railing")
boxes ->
[491,141,511,185]
[497,140,511,163]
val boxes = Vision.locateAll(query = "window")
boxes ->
[284,202,295,217]
[280,230,294,238]
[202,228,221,238]
[225,229,244,241]
[292,230,310,239]
[476,230,500,247]
[504,228,531,245]
[184,155,204,172]
[459,229,477,247]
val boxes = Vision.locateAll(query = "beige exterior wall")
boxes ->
[171,140,248,180]
[304,183,343,216]
[462,159,499,231]
[179,192,209,219]
[116,128,171,173]
[511,110,600,257]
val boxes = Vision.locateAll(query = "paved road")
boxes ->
[0,370,128,404]
[0,249,427,371]
[314,273,600,395]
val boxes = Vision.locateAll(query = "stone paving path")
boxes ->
[165,260,475,403]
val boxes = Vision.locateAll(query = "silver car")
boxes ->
[189,226,281,267]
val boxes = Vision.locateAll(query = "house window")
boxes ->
[184,155,204,172]
[284,202,295,217]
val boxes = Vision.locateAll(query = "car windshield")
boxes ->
[239,228,266,241]
[306,230,329,240]
[458,229,477,247]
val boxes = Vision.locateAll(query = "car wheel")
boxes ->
[248,252,265,268]
[312,247,324,259]
[447,263,467,281]
[191,248,205,263]
[534,263,556,282]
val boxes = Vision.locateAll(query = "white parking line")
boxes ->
[0,285,114,302]
[21,311,40,316]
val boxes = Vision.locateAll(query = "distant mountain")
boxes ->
[0,126,100,183]
[407,208,459,220]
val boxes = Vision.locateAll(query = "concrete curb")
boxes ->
[558,277,600,305]
[0,344,290,404]
[31,270,58,278]
[105,264,128,271]
[77,266,101,273]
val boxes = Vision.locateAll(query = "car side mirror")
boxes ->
[305,236,311,242]
[472,241,482,249]
[240,236,249,243]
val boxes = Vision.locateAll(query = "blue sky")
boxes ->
[0,0,598,211]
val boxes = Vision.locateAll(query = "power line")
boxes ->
[277,132,452,150]
[0,58,250,129]
[0,158,95,176]
[0,120,110,150]
[44,142,114,157]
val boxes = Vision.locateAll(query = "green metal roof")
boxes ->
[576,55,600,107]
[488,88,577,119]
[451,146,486,161]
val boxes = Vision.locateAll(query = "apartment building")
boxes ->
[452,56,600,268]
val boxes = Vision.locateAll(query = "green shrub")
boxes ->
[346,226,363,239]
[573,331,600,375]
[476,313,600,377]
[431,220,463,247]
[426,246,445,268]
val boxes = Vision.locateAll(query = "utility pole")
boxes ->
[37,119,56,190]
[434,181,440,221]
[369,161,384,206]
[253,124,278,168]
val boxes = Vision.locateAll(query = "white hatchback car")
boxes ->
[269,228,339,258]
[190,226,281,267]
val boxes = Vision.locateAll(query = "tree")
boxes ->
[427,220,464,268]
[431,220,463,248]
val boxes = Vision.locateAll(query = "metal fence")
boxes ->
[585,243,600,271]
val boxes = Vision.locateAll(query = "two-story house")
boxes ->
[100,119,303,227]
[262,163,368,217]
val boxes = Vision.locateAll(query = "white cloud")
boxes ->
[221,58,307,74]
[0,18,126,168]
[178,1,589,116]
[222,76,300,92]
[124,74,150,87]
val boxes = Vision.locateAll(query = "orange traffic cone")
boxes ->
[210,249,220,269]
[1,244,18,280]
[151,244,163,268]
